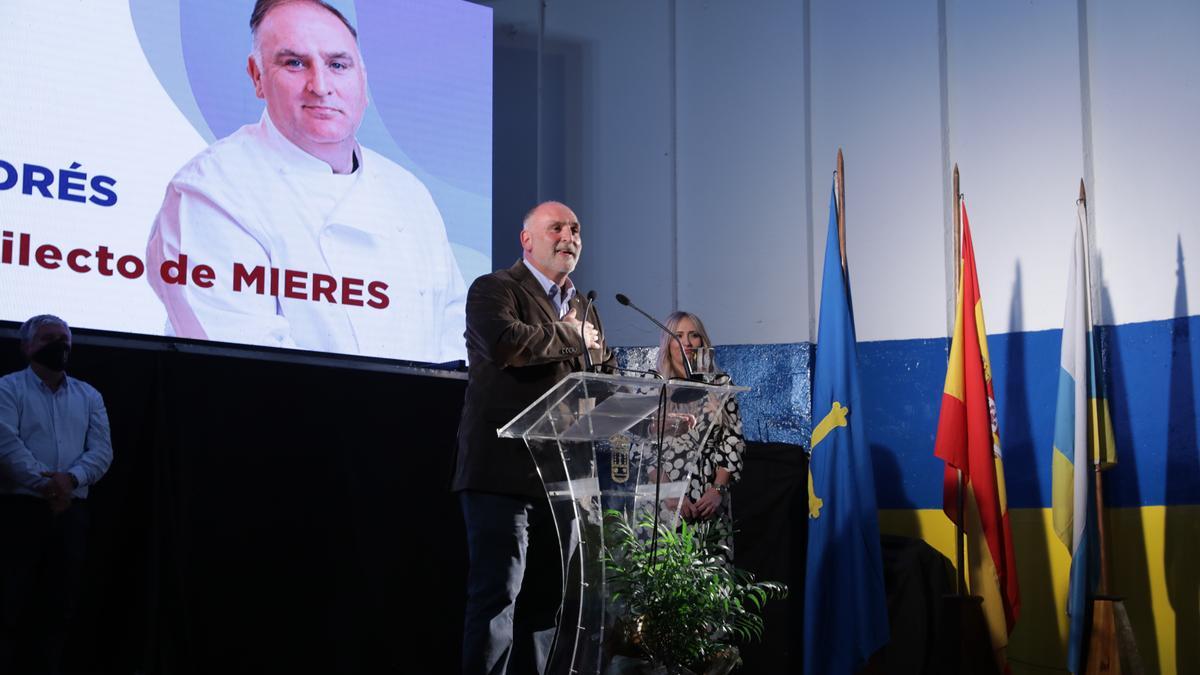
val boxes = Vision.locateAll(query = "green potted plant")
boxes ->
[602,509,788,675]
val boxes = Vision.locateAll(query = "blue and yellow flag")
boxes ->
[803,178,889,675]
[1052,202,1116,673]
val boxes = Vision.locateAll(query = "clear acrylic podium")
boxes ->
[497,371,747,675]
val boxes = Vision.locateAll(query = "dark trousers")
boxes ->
[0,495,90,675]
[460,491,566,675]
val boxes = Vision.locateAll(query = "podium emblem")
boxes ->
[610,434,631,483]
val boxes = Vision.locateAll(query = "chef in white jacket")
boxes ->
[146,0,466,363]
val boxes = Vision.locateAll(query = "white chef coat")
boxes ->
[146,111,467,363]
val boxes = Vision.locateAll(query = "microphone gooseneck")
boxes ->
[580,290,597,372]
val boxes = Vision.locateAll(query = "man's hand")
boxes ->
[39,471,75,514]
[563,308,601,349]
[47,494,72,514]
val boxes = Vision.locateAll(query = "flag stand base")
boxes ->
[1086,595,1143,675]
[940,594,999,675]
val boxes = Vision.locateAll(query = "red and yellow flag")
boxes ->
[934,202,1021,661]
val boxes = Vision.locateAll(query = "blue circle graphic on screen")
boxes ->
[356,0,492,198]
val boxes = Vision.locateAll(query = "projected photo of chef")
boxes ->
[145,0,477,363]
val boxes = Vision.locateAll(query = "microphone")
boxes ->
[614,293,696,380]
[592,363,663,379]
[580,290,597,372]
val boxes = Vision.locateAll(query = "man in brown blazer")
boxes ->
[454,201,613,675]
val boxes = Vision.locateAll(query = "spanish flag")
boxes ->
[934,201,1021,664]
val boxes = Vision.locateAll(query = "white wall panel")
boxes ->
[493,0,1199,345]
[810,0,948,343]
[1088,0,1200,325]
[675,0,809,346]
[947,0,1087,335]
[542,0,675,346]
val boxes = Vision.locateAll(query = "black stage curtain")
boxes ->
[1,337,947,675]
[876,535,957,675]
[731,445,956,675]
[0,337,468,674]
[731,441,808,675]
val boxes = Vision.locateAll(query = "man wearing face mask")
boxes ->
[0,315,113,675]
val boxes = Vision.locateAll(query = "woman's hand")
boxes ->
[679,497,696,522]
[691,487,723,521]
[665,412,696,435]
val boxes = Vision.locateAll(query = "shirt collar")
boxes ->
[523,258,576,304]
[258,109,361,176]
[24,366,68,393]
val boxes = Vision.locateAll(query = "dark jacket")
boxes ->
[452,260,614,499]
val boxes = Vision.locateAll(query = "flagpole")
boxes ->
[837,149,848,272]
[952,165,966,597]
[940,167,996,674]
[1078,180,1113,596]
[953,165,961,280]
[1079,179,1140,675]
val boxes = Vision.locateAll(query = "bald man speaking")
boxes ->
[453,201,614,674]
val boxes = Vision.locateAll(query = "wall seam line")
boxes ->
[670,0,680,310]
[803,0,816,344]
[1077,0,1101,323]
[938,0,955,340]
[535,0,545,203]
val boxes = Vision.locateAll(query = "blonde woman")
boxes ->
[654,311,745,560]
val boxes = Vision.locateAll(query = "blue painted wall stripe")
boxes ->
[619,313,1200,510]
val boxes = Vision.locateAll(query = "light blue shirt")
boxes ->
[0,367,113,499]
[523,258,577,319]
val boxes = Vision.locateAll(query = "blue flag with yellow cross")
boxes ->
[803,178,890,675]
